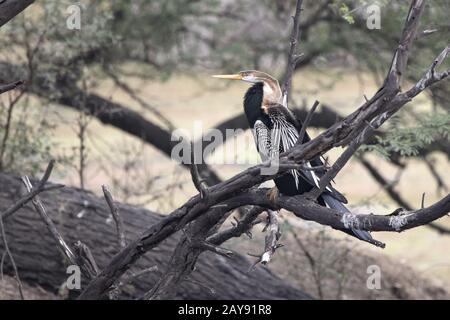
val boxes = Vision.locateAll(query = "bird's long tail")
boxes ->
[321,194,385,248]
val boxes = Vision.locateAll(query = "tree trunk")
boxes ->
[0,173,310,299]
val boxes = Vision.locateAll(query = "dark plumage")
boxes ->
[245,83,344,204]
[214,70,384,247]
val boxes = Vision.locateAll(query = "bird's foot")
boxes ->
[266,187,279,206]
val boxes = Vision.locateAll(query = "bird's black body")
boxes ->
[243,82,384,247]
[244,83,328,203]
[212,70,384,247]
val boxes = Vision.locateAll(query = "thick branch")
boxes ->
[0,0,34,28]
[0,80,24,95]
[359,156,450,235]
[224,188,450,233]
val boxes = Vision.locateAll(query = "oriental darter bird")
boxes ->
[213,70,384,247]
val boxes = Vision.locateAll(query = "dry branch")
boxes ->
[282,0,304,105]
[246,210,283,270]
[208,206,265,245]
[260,210,282,265]
[0,0,34,28]
[359,156,450,235]
[0,80,24,95]
[0,207,24,299]
[102,185,126,249]
[189,141,209,200]
[1,160,62,221]
[21,176,78,265]
[21,175,102,282]
[235,188,450,233]
[298,100,319,145]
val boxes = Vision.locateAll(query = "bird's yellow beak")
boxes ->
[212,74,243,80]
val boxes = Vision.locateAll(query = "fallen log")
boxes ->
[0,173,310,299]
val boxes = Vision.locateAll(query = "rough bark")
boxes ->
[0,173,310,300]
[0,0,34,28]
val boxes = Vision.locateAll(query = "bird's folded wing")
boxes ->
[253,120,271,161]
[267,104,348,204]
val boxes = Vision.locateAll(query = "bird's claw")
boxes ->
[266,187,279,205]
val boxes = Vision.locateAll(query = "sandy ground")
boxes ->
[26,68,450,292]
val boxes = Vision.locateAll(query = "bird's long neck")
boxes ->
[244,83,265,128]
[262,79,282,105]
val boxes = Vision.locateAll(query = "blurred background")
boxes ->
[0,0,449,299]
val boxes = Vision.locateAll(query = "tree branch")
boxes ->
[260,210,282,265]
[102,185,127,249]
[0,0,34,28]
[0,80,24,95]
[282,0,304,105]
[359,156,450,235]
[0,205,24,299]
[217,188,450,234]
[1,159,62,221]
[298,100,319,145]
[208,206,265,245]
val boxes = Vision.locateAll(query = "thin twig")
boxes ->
[261,210,282,265]
[1,160,61,221]
[0,211,24,299]
[195,241,234,259]
[118,266,158,289]
[0,251,6,281]
[316,119,378,195]
[0,160,57,299]
[208,207,265,245]
[22,175,103,283]
[298,100,319,145]
[73,241,100,278]
[282,0,304,105]
[424,157,448,192]
[102,185,126,249]
[248,210,283,271]
[105,68,175,131]
[189,141,209,200]
[21,176,78,264]
[421,193,426,209]
[0,86,26,170]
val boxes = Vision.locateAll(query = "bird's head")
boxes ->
[213,70,282,104]
[213,70,276,84]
